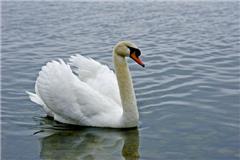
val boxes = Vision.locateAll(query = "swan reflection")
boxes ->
[37,118,140,160]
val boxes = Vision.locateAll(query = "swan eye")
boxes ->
[135,49,141,57]
[127,46,141,57]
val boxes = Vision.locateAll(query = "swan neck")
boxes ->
[113,53,139,125]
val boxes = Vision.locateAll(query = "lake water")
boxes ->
[2,1,240,160]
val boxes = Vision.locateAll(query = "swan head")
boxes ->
[114,41,145,67]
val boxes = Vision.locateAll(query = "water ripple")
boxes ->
[2,1,240,160]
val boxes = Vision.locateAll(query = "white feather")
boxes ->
[69,54,121,106]
[29,58,122,127]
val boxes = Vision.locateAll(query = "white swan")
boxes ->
[27,41,145,128]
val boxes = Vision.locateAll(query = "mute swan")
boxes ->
[27,41,145,128]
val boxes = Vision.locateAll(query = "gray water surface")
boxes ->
[2,1,240,160]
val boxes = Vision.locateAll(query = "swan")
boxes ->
[27,41,145,128]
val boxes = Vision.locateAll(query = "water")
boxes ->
[2,1,240,160]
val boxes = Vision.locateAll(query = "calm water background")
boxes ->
[2,1,240,160]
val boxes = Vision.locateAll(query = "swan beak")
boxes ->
[130,52,145,67]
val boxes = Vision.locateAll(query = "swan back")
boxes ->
[69,54,122,106]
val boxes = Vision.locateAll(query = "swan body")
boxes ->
[27,41,144,128]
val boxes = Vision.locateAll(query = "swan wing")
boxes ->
[35,59,121,126]
[69,54,121,106]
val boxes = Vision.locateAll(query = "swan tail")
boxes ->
[28,60,71,117]
[36,59,73,108]
[26,91,45,106]
[26,90,54,117]
[35,59,77,120]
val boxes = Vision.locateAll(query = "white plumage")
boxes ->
[27,41,144,128]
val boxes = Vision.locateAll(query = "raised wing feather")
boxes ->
[69,54,121,106]
[36,59,121,126]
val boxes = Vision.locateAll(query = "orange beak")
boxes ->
[130,52,145,67]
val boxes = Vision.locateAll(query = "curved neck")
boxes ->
[113,53,139,125]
